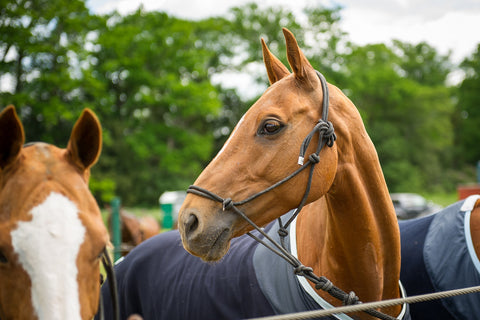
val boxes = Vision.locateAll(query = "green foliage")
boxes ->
[0,0,98,142]
[1,0,478,205]
[455,44,480,166]
[341,43,456,192]
[89,176,116,205]
[392,40,452,86]
[84,10,225,205]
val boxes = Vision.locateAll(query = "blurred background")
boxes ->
[1,1,480,237]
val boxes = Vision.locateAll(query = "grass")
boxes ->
[421,192,458,207]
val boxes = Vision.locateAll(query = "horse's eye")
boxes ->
[259,119,283,136]
[0,251,8,264]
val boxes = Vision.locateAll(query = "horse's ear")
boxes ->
[282,28,318,90]
[0,105,25,169]
[67,108,102,171]
[261,38,290,85]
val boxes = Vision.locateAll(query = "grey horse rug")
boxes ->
[399,195,480,320]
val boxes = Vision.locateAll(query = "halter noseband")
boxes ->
[186,71,395,320]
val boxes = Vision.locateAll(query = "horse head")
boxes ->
[178,29,354,262]
[0,106,108,320]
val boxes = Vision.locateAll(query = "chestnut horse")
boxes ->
[0,106,116,320]
[179,28,406,320]
[115,211,160,256]
[98,29,408,320]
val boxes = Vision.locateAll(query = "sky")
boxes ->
[86,0,480,65]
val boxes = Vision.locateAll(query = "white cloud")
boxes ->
[339,4,480,63]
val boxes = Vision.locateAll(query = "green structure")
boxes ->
[159,191,186,230]
[111,197,122,261]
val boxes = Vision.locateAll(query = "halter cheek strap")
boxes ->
[298,71,336,166]
[99,248,120,320]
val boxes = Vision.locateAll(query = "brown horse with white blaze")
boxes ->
[179,28,404,319]
[0,106,109,320]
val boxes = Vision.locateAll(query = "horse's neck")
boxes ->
[296,136,401,317]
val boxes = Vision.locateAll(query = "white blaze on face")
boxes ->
[11,192,86,320]
[212,114,245,162]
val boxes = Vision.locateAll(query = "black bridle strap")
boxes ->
[298,71,336,166]
[188,157,312,209]
[186,71,396,320]
[100,248,120,320]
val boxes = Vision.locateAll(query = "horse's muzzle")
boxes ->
[179,207,235,262]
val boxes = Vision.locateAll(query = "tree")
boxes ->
[392,40,452,86]
[224,3,346,85]
[85,9,225,205]
[0,0,97,143]
[302,5,349,85]
[455,44,480,166]
[1,0,469,204]
[341,43,455,192]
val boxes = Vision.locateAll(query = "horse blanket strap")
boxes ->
[254,210,410,320]
[400,195,480,320]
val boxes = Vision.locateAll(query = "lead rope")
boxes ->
[249,285,480,320]
[189,184,395,320]
[187,71,396,320]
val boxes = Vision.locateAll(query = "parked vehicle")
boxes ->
[390,193,442,220]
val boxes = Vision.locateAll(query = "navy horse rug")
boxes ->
[400,195,480,320]
[97,212,409,320]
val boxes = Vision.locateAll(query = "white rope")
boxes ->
[248,285,480,320]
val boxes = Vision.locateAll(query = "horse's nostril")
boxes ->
[185,214,199,235]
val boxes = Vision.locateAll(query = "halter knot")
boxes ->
[343,291,359,306]
[294,265,313,276]
[315,276,334,291]
[222,198,234,211]
[308,153,320,164]
[322,120,337,147]
[298,119,336,165]
[277,227,289,237]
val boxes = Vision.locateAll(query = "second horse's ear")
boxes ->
[0,105,25,170]
[67,108,102,171]
[261,38,290,85]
